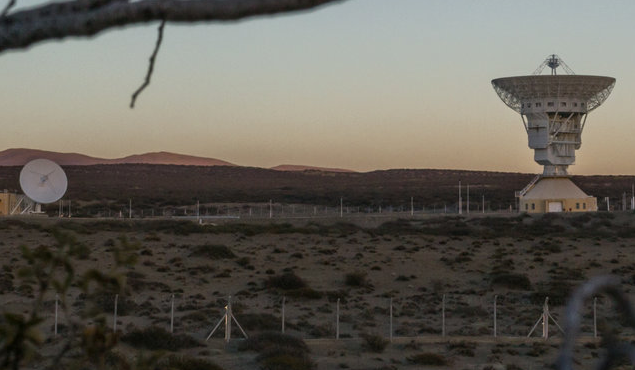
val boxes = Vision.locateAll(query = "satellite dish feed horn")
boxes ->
[19,159,68,213]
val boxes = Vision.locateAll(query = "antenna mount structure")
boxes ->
[533,54,575,75]
[492,55,615,213]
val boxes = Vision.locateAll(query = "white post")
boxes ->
[170,294,175,333]
[269,200,273,219]
[281,296,285,333]
[54,293,59,337]
[467,184,470,214]
[69,200,71,217]
[458,180,462,215]
[197,200,200,221]
[593,296,597,339]
[482,195,485,214]
[113,294,119,332]
[336,298,340,340]
[129,199,132,219]
[606,197,610,211]
[442,294,446,337]
[59,200,62,217]
[493,295,497,338]
[543,297,549,339]
[225,296,232,342]
[410,196,414,216]
[389,298,393,343]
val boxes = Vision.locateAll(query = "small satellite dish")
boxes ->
[19,159,68,204]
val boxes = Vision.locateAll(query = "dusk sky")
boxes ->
[1,0,634,174]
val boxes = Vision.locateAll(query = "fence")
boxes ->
[35,290,631,343]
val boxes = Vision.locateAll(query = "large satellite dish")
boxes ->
[19,159,68,204]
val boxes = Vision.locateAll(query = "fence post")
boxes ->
[54,293,59,337]
[336,298,340,340]
[494,294,497,338]
[281,296,286,333]
[170,294,175,333]
[113,294,119,332]
[442,294,446,337]
[593,296,597,339]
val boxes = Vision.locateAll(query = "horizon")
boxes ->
[3,147,635,177]
[2,1,634,175]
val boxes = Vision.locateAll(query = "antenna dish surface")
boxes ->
[19,159,68,204]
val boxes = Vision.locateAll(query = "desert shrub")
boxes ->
[158,355,225,370]
[241,332,313,370]
[189,244,236,259]
[344,271,367,287]
[447,341,476,357]
[361,333,389,353]
[285,287,323,300]
[266,272,307,290]
[121,326,201,350]
[239,313,280,331]
[84,293,139,316]
[490,273,532,290]
[240,332,309,353]
[407,352,449,366]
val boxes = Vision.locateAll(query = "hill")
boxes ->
[0,148,235,167]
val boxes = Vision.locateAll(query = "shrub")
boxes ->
[121,326,201,350]
[361,333,389,353]
[158,355,225,370]
[189,244,236,259]
[408,352,449,366]
[240,332,309,354]
[241,332,314,370]
[239,313,280,331]
[490,273,532,290]
[266,272,307,290]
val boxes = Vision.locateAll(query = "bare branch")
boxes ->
[130,19,165,109]
[0,0,16,19]
[0,0,345,54]
[556,275,635,370]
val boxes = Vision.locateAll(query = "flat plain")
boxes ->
[1,212,635,369]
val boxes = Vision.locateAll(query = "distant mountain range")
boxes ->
[0,148,355,172]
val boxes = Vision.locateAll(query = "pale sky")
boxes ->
[1,0,634,174]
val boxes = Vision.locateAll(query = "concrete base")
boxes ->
[519,177,597,213]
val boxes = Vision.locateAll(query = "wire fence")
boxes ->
[30,289,633,343]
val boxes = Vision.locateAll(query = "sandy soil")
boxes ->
[1,212,634,369]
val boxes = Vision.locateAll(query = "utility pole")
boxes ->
[410,196,414,216]
[458,180,462,215]
[467,184,470,214]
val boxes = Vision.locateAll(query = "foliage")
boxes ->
[490,273,532,290]
[0,230,138,369]
[344,271,368,287]
[407,352,450,366]
[121,326,201,351]
[241,332,313,370]
[189,244,236,259]
[360,333,389,353]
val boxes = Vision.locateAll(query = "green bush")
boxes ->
[121,326,201,350]
[189,244,236,259]
[360,333,389,353]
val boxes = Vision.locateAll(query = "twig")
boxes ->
[130,19,165,109]
[556,275,635,370]
[0,0,16,19]
[0,0,345,54]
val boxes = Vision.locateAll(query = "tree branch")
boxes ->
[0,0,16,19]
[130,19,165,108]
[0,0,345,54]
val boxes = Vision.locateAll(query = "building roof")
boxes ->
[491,75,615,113]
[522,177,590,200]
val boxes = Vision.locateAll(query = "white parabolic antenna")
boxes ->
[19,159,68,204]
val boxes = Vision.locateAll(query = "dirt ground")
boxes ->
[1,212,635,369]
